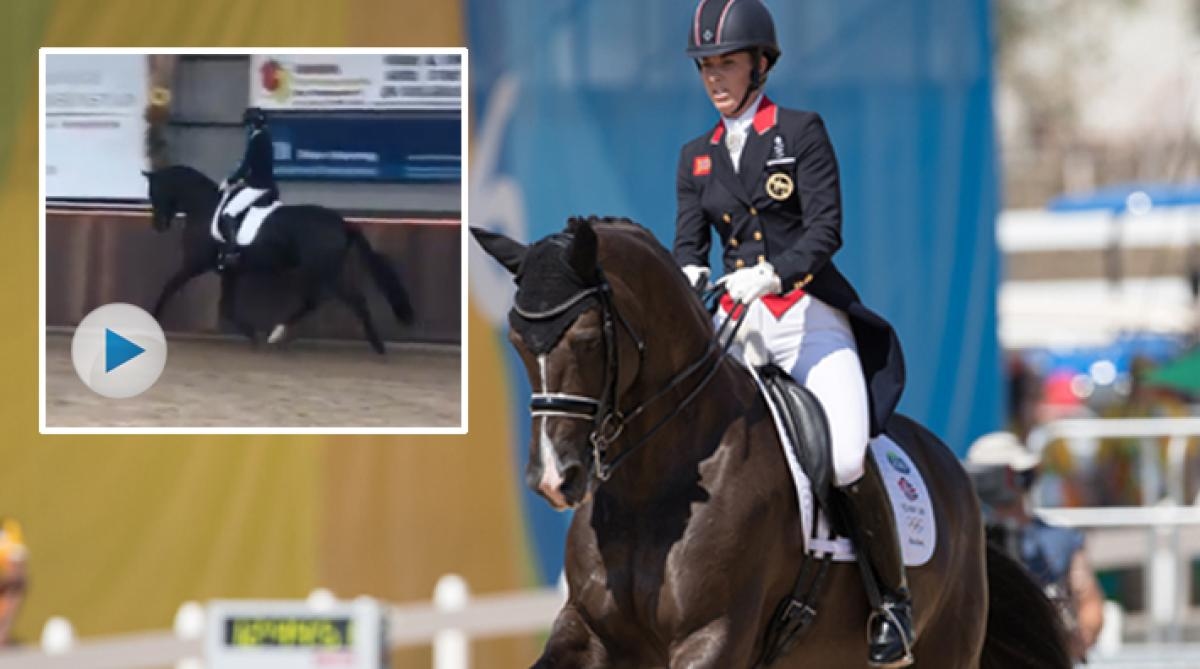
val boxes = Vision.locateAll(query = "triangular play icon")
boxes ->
[105,328,145,373]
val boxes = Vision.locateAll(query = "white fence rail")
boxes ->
[1030,417,1200,644]
[1028,417,1200,507]
[1087,642,1200,668]
[0,576,565,669]
[0,631,200,669]
[8,418,1200,667]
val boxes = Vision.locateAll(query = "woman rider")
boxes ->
[217,106,277,269]
[674,1,913,665]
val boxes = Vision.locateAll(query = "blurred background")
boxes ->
[3,0,1200,667]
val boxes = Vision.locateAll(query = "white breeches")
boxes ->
[224,187,268,217]
[718,295,871,487]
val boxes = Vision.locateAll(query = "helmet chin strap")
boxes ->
[730,48,764,117]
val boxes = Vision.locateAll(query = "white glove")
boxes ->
[721,262,782,304]
[681,264,711,290]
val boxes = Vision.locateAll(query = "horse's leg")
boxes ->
[331,281,385,355]
[218,271,257,344]
[268,276,325,345]
[152,258,209,320]
[532,605,609,669]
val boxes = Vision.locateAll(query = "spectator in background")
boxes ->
[967,432,1105,662]
[0,518,28,646]
[1005,353,1039,441]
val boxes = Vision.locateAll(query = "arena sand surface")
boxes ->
[44,332,461,428]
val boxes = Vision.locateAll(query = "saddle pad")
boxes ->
[209,202,281,246]
[210,189,234,242]
[236,202,281,246]
[747,366,936,566]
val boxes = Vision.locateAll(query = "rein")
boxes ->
[518,277,749,483]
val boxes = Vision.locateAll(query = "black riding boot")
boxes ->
[841,456,916,668]
[217,214,241,270]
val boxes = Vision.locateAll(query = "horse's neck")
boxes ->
[183,184,219,226]
[604,359,752,505]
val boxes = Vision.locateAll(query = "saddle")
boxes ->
[212,186,282,247]
[753,365,935,666]
[754,363,842,667]
[757,364,836,513]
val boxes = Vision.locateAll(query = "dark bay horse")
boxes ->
[142,165,414,353]
[473,217,1069,668]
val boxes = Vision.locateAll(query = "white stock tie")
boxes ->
[725,128,747,173]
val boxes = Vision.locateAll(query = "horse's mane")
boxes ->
[160,164,216,189]
[567,215,713,328]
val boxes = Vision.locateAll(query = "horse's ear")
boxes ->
[567,218,598,282]
[470,226,526,275]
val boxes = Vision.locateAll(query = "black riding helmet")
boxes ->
[242,107,267,128]
[687,0,781,112]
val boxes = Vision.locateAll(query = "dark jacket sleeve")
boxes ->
[229,131,270,182]
[672,146,710,268]
[251,131,273,174]
[771,114,843,284]
[228,139,252,182]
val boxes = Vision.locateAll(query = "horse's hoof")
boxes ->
[268,324,287,344]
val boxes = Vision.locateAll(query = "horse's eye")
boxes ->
[569,330,602,351]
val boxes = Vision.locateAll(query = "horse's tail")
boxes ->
[980,542,1073,669]
[348,227,415,325]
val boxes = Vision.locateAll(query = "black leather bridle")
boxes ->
[514,273,747,482]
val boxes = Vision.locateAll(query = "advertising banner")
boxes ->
[250,53,462,111]
[44,54,148,199]
[269,114,460,182]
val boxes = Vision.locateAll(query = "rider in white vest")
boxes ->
[217,107,277,269]
[675,1,914,665]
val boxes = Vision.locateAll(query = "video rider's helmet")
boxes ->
[686,0,781,110]
[242,107,267,128]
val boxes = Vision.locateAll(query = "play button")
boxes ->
[105,328,145,372]
[72,303,167,398]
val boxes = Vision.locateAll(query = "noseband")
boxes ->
[515,271,723,482]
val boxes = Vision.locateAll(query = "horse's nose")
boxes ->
[536,462,568,508]
[556,459,587,506]
[534,456,586,510]
[525,461,544,493]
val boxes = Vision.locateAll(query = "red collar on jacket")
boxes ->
[709,96,779,145]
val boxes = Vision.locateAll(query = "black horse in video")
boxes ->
[142,165,414,353]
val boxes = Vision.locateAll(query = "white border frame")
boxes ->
[39,47,469,436]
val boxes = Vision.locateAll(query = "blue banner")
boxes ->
[268,113,460,183]
[467,0,1002,585]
